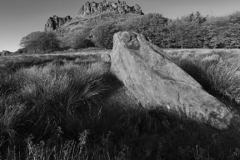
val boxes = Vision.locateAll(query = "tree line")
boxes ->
[18,11,240,54]
[120,11,240,49]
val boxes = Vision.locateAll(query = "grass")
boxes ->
[1,62,108,134]
[198,59,240,104]
[1,51,240,159]
[170,49,240,107]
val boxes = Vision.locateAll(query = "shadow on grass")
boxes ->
[3,104,240,159]
[1,58,240,159]
[175,58,240,112]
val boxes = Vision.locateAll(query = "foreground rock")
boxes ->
[110,31,234,129]
[78,0,143,17]
[45,15,72,31]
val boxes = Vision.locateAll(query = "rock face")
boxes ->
[110,31,235,130]
[78,0,143,17]
[45,15,72,32]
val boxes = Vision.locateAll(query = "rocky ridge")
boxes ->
[45,15,72,32]
[78,0,143,17]
[44,0,143,32]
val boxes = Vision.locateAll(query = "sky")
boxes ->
[1,0,240,52]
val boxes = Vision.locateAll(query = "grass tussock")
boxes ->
[0,62,108,142]
[1,54,240,159]
[198,59,240,104]
[178,56,240,104]
[3,106,240,160]
[173,50,240,106]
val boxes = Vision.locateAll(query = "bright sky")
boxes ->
[1,0,240,52]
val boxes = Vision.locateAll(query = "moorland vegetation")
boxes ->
[3,5,240,160]
[16,11,240,54]
[1,53,240,159]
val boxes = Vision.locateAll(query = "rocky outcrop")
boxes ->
[45,15,72,32]
[78,0,143,17]
[110,31,235,130]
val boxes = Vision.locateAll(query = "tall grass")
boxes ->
[1,57,240,159]
[198,59,240,104]
[176,55,240,106]
[0,62,109,144]
[3,107,240,160]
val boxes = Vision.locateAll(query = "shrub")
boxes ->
[91,21,121,49]
[14,48,26,54]
[71,28,94,49]
[121,13,169,47]
[20,31,60,53]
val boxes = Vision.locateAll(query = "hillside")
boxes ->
[44,0,144,35]
[15,1,240,55]
[37,0,145,52]
[57,11,142,37]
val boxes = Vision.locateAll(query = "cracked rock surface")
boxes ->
[110,31,235,130]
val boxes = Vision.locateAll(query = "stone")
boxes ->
[110,31,235,130]
[77,0,144,17]
[134,4,142,14]
[45,15,72,32]
[91,1,98,13]
[98,2,104,13]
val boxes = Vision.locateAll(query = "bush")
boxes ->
[14,48,26,54]
[71,28,94,49]
[20,31,60,53]
[121,13,169,47]
[91,21,121,49]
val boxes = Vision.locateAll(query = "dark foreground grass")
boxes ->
[1,57,240,159]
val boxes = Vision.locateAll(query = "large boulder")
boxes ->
[110,31,235,129]
[45,15,72,32]
[78,0,143,17]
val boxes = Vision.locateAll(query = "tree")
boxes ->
[91,21,121,49]
[203,13,240,49]
[71,28,94,49]
[167,12,207,48]
[121,13,169,47]
[20,31,60,53]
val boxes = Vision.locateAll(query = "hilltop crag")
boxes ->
[44,1,143,32]
[78,0,144,17]
[45,15,72,32]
